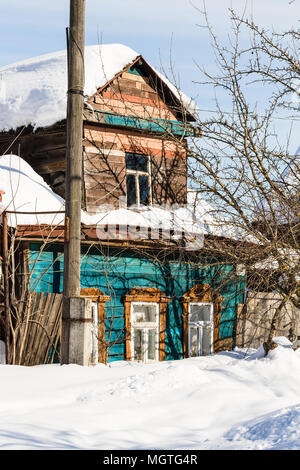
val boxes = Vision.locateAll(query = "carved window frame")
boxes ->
[80,288,111,364]
[123,287,170,361]
[182,284,224,358]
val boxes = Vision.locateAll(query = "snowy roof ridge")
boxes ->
[0,43,196,132]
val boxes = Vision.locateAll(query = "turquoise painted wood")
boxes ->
[29,243,245,362]
[97,111,195,137]
[127,66,143,76]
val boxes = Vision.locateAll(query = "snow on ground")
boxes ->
[0,339,299,450]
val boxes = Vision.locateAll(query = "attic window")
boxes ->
[125,153,151,207]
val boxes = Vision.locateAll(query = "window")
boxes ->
[188,303,214,356]
[125,153,151,207]
[182,284,224,359]
[131,302,159,362]
[80,288,111,365]
[123,287,170,362]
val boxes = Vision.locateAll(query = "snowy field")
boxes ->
[0,338,299,450]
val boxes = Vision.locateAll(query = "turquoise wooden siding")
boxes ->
[97,110,195,136]
[29,243,245,362]
[127,65,143,76]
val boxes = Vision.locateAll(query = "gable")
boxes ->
[84,57,196,136]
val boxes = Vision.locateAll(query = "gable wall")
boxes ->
[83,66,188,213]
[84,124,187,212]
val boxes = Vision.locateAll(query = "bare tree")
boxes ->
[179,5,300,353]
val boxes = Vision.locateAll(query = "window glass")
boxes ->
[126,174,136,207]
[202,326,212,356]
[133,329,143,361]
[189,327,199,357]
[189,304,212,323]
[139,175,149,206]
[133,304,156,323]
[147,329,156,361]
[125,153,148,172]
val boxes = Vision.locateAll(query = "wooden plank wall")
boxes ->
[83,67,187,213]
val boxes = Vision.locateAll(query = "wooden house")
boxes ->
[0,45,246,365]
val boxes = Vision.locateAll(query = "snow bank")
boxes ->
[0,43,196,132]
[0,340,299,450]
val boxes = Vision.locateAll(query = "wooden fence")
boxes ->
[235,291,300,349]
[14,292,62,366]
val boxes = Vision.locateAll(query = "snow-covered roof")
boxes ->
[0,44,196,132]
[0,154,258,246]
[187,191,260,243]
[0,154,66,227]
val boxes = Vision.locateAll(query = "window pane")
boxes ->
[147,329,156,361]
[189,326,199,357]
[125,153,148,172]
[139,175,149,206]
[133,329,143,361]
[190,304,212,323]
[133,304,156,323]
[202,326,212,355]
[126,174,137,207]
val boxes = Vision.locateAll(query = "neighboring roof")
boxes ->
[0,154,66,227]
[0,44,196,132]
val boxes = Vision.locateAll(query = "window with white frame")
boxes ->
[125,153,151,207]
[90,301,99,364]
[188,302,214,356]
[131,302,159,362]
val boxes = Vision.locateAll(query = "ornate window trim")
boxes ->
[122,287,170,361]
[182,284,224,358]
[80,288,111,364]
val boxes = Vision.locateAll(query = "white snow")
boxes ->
[0,154,65,227]
[0,44,196,132]
[0,339,299,450]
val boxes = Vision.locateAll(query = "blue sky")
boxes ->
[1,0,299,150]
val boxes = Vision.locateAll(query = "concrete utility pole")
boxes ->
[61,0,87,364]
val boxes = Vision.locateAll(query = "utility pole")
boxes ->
[61,0,86,364]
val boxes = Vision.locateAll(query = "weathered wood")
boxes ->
[14,292,63,366]
[2,212,10,364]
[61,0,86,365]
